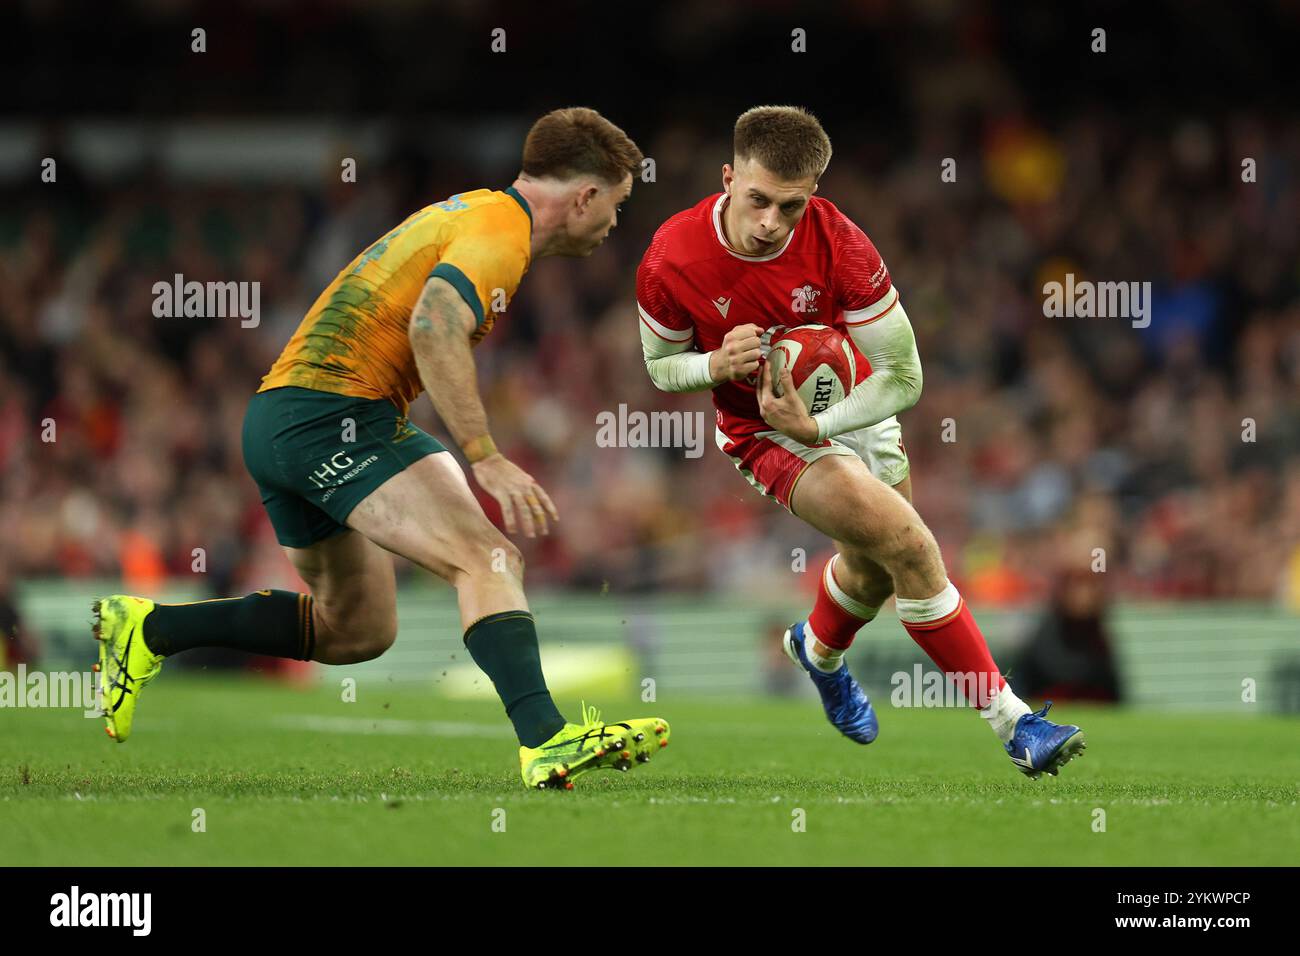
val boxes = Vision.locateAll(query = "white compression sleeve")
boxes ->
[813,295,923,441]
[640,312,717,393]
[645,350,717,392]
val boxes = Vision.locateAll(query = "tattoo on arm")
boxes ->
[408,277,489,448]
[409,279,472,340]
[411,310,434,335]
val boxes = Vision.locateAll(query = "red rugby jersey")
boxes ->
[637,192,899,439]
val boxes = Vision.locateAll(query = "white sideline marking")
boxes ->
[271,715,513,738]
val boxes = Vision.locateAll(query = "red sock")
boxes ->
[896,582,1004,708]
[807,554,879,649]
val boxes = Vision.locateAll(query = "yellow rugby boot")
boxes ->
[520,702,670,790]
[92,595,164,743]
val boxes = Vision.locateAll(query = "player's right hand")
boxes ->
[471,454,559,538]
[709,323,765,383]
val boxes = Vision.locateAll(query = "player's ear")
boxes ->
[722,163,733,194]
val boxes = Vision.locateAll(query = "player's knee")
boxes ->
[480,530,525,582]
[354,612,398,660]
[315,604,397,664]
[883,522,942,579]
[334,631,395,664]
[856,565,897,607]
[453,528,524,588]
[835,547,897,607]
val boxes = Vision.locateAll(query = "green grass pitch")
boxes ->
[3,675,1296,866]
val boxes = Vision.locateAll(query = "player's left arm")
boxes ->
[411,214,558,537]
[810,215,923,442]
[811,293,923,441]
[408,277,557,538]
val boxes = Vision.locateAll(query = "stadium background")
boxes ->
[1,0,1298,714]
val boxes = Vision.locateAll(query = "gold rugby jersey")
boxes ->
[260,187,532,414]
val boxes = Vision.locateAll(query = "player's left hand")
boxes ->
[757,361,820,445]
[471,454,560,538]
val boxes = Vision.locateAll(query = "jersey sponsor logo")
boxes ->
[712,296,732,318]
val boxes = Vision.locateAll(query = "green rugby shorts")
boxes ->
[241,386,445,547]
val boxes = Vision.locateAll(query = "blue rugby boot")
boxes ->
[1005,701,1086,778]
[782,621,878,744]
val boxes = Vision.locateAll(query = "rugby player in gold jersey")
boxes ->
[93,108,670,789]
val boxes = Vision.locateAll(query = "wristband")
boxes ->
[462,435,498,463]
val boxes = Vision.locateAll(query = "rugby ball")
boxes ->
[766,324,856,414]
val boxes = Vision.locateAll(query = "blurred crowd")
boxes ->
[1,108,1298,611]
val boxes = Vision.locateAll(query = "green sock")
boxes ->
[142,590,316,660]
[463,611,566,747]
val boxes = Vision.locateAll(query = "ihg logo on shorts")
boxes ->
[308,449,379,502]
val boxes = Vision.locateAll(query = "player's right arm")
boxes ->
[809,213,923,442]
[637,242,762,391]
[639,311,763,390]
[409,277,557,538]
[707,325,765,382]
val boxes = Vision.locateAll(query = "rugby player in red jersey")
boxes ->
[637,106,1085,777]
